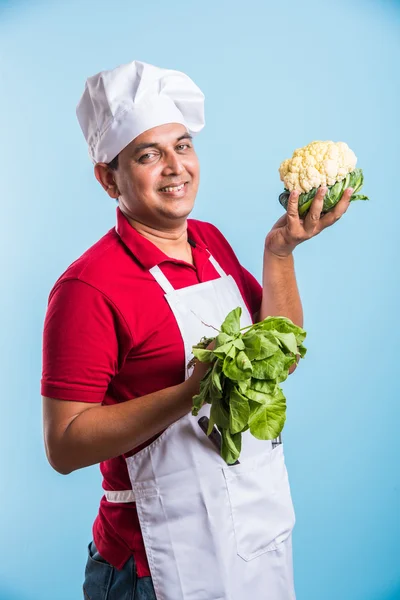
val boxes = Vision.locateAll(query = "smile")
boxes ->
[158,182,189,197]
[159,183,187,193]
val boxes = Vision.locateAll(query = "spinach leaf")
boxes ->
[210,397,230,429]
[236,350,253,375]
[221,307,242,336]
[210,360,223,397]
[248,388,287,440]
[229,387,250,434]
[213,341,236,360]
[192,347,215,362]
[270,330,298,355]
[252,349,287,380]
[257,332,281,359]
[242,332,262,360]
[223,347,252,381]
[192,365,213,416]
[221,428,242,465]
[214,332,234,348]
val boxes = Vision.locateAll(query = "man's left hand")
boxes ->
[265,186,354,258]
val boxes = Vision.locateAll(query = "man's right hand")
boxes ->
[185,340,215,395]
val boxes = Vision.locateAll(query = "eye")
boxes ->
[177,143,191,151]
[139,152,157,163]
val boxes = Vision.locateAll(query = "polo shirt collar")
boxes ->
[115,207,209,272]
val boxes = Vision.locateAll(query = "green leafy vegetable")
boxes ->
[221,428,242,465]
[221,307,242,336]
[229,387,250,434]
[248,387,287,440]
[190,307,307,464]
[278,168,369,217]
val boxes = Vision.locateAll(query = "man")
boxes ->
[41,60,353,600]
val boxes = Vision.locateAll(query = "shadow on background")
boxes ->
[370,585,400,600]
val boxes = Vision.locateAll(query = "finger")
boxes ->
[319,187,353,229]
[304,186,327,233]
[286,190,301,224]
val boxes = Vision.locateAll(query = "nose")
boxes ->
[162,151,185,176]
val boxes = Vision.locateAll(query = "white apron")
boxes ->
[105,255,296,600]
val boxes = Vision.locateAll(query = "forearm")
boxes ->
[47,378,199,475]
[259,247,303,328]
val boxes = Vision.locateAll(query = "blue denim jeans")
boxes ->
[83,541,156,600]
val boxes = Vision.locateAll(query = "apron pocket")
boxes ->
[223,445,295,562]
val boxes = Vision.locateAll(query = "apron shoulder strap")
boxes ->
[149,265,175,294]
[149,255,226,293]
[208,255,227,278]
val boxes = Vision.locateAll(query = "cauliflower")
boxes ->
[279,141,357,193]
[278,140,368,216]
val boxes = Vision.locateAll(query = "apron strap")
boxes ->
[149,255,227,294]
[208,255,227,277]
[105,489,136,503]
[149,265,175,294]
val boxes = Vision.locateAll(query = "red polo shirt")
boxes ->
[41,207,262,577]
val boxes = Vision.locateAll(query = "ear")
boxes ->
[94,163,120,199]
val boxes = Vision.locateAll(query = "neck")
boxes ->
[126,215,193,264]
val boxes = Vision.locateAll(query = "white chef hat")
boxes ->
[76,60,205,164]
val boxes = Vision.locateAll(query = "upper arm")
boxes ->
[41,279,130,469]
[41,279,130,402]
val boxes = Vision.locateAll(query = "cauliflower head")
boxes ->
[279,141,357,193]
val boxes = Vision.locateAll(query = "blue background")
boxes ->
[0,0,399,599]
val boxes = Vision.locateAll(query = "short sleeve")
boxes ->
[41,279,131,402]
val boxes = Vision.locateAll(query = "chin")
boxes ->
[160,201,195,221]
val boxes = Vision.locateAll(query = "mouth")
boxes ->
[158,182,189,196]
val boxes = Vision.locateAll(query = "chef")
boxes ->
[41,60,353,600]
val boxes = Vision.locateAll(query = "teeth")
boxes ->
[161,183,185,192]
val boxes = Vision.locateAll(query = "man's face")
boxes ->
[112,123,200,227]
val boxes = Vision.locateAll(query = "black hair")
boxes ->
[107,154,119,170]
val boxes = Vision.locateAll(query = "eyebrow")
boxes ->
[133,133,193,154]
